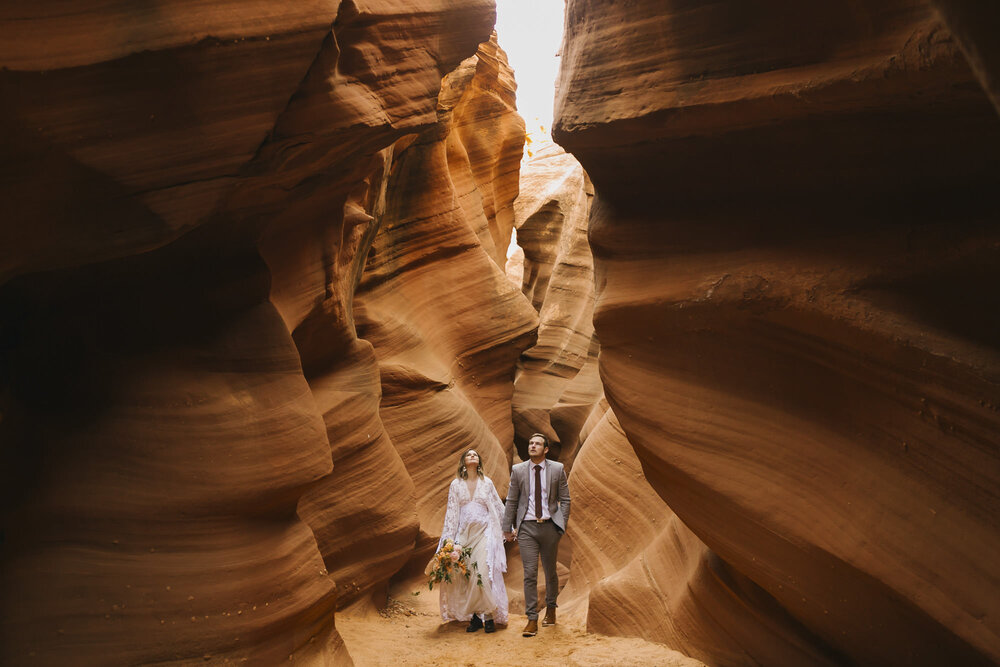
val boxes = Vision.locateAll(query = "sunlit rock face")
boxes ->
[0,0,499,663]
[453,36,527,271]
[352,33,536,562]
[508,145,600,464]
[555,1,1000,665]
[258,16,510,613]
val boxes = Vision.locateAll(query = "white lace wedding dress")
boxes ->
[436,475,509,625]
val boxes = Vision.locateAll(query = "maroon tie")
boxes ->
[534,464,543,519]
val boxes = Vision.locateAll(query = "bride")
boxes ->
[435,449,508,632]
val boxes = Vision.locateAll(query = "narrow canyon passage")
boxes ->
[2,2,1000,666]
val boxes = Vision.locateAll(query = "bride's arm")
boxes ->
[487,477,505,515]
[485,477,508,571]
[436,479,460,551]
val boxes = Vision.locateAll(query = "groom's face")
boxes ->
[527,436,548,459]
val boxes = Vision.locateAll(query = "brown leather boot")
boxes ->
[522,618,538,637]
[542,606,557,626]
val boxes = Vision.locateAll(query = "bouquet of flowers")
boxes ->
[425,539,483,590]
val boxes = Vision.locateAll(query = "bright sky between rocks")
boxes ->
[495,0,565,156]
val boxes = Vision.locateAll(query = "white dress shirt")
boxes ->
[525,458,551,520]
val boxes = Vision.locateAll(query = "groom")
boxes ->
[503,433,571,637]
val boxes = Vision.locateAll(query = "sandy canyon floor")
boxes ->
[338,571,704,667]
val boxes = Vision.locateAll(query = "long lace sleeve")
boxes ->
[436,479,460,552]
[484,478,507,575]
[489,477,506,517]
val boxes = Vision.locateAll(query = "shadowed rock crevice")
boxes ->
[0,229,344,664]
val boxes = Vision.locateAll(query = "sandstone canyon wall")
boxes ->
[565,406,847,665]
[0,2,532,663]
[7,0,1000,664]
[350,35,535,566]
[554,1,1000,665]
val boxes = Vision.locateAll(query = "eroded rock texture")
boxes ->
[567,407,847,666]
[352,34,536,562]
[1,239,347,665]
[508,146,600,464]
[555,1,1000,665]
[931,0,1000,113]
[258,21,522,614]
[0,0,515,663]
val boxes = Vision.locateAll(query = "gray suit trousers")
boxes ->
[518,520,561,619]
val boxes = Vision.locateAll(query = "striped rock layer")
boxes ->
[555,1,1000,665]
[0,2,532,664]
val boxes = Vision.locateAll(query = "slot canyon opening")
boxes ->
[2,2,999,666]
[496,0,569,302]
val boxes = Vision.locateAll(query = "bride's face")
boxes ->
[464,451,480,469]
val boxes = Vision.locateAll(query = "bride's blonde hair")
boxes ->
[457,449,486,479]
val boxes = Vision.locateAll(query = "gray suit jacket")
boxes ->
[503,459,571,533]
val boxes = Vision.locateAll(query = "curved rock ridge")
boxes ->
[555,1,1000,665]
[448,35,526,271]
[930,0,1000,114]
[567,408,847,666]
[0,3,340,284]
[0,237,347,665]
[508,145,600,464]
[353,33,536,559]
[1,0,500,663]
[256,5,515,613]
[256,3,503,614]
[555,0,1000,209]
